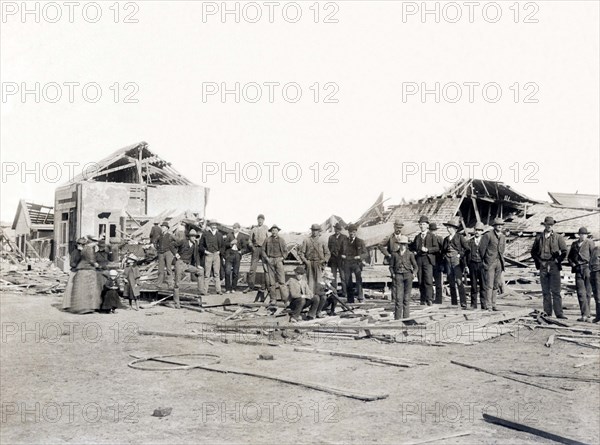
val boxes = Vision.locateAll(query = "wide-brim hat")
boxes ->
[310,224,321,231]
[393,220,404,228]
[333,222,343,230]
[108,270,119,277]
[294,266,306,275]
[187,229,198,237]
[429,223,438,231]
[542,216,556,226]
[474,222,485,231]
[492,217,505,226]
[76,237,88,245]
[579,227,589,234]
[161,222,170,228]
[443,218,461,229]
[399,235,409,244]
[347,224,358,232]
[269,224,281,232]
[418,216,430,224]
[126,254,139,262]
[98,239,107,247]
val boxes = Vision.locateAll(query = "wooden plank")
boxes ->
[400,431,472,445]
[450,360,565,393]
[556,337,600,349]
[510,370,600,383]
[483,413,589,445]
[293,347,421,367]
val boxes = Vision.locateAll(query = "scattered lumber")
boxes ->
[483,413,589,445]
[450,360,565,393]
[556,337,600,349]
[129,354,389,402]
[293,347,423,368]
[510,370,600,383]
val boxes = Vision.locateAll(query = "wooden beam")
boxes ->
[89,162,136,179]
[483,413,588,445]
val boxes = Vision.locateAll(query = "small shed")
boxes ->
[11,200,54,259]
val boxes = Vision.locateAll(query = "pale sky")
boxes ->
[1,1,599,231]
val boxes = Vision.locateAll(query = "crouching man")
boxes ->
[390,236,417,320]
[173,229,205,308]
[286,266,326,322]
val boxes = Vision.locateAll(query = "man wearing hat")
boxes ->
[245,214,269,293]
[341,224,367,303]
[173,229,205,307]
[379,220,405,302]
[442,217,470,308]
[224,223,249,293]
[202,220,225,295]
[95,238,114,269]
[531,216,568,318]
[389,235,417,320]
[262,224,287,298]
[298,224,331,294]
[429,222,445,304]
[590,240,600,323]
[467,222,486,309]
[479,217,506,311]
[328,222,348,298]
[568,227,595,322]
[286,265,320,322]
[150,221,162,248]
[156,222,177,288]
[410,216,439,306]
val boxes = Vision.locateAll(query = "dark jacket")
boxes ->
[202,229,224,254]
[225,232,249,257]
[95,246,113,268]
[442,233,469,267]
[479,230,506,271]
[410,231,440,265]
[263,235,287,259]
[328,233,348,267]
[379,233,403,257]
[466,237,484,264]
[157,232,177,255]
[341,236,367,263]
[150,225,162,245]
[390,249,417,275]
[531,231,567,270]
[175,238,202,266]
[568,239,595,270]
[69,248,82,272]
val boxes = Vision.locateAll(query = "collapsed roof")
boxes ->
[68,141,194,186]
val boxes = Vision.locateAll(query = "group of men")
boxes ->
[147,212,599,322]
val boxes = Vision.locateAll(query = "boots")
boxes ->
[173,288,181,309]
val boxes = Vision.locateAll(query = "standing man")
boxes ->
[327,223,348,297]
[429,222,445,304]
[174,229,205,307]
[341,224,367,303]
[298,224,330,294]
[224,223,248,293]
[568,227,594,322]
[389,235,417,320]
[480,217,506,312]
[262,224,287,299]
[467,222,486,309]
[156,222,176,288]
[150,222,162,248]
[531,216,568,318]
[590,239,600,323]
[442,218,470,308]
[379,220,404,302]
[410,216,439,306]
[245,214,269,293]
[202,220,224,295]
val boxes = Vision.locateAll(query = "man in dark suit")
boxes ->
[531,216,568,318]
[410,216,439,306]
[389,235,417,320]
[341,224,367,303]
[156,222,177,288]
[328,223,348,298]
[467,222,486,309]
[224,223,249,293]
[442,217,470,308]
[429,223,445,304]
[568,227,594,321]
[379,220,404,302]
[202,220,225,295]
[173,229,205,307]
[479,217,506,311]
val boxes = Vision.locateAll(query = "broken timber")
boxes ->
[293,347,425,368]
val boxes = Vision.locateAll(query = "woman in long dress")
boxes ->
[68,242,102,314]
[62,238,86,310]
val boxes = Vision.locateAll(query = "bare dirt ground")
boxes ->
[1,290,599,445]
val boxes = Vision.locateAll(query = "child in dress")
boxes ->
[100,269,123,313]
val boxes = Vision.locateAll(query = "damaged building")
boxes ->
[53,142,209,270]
